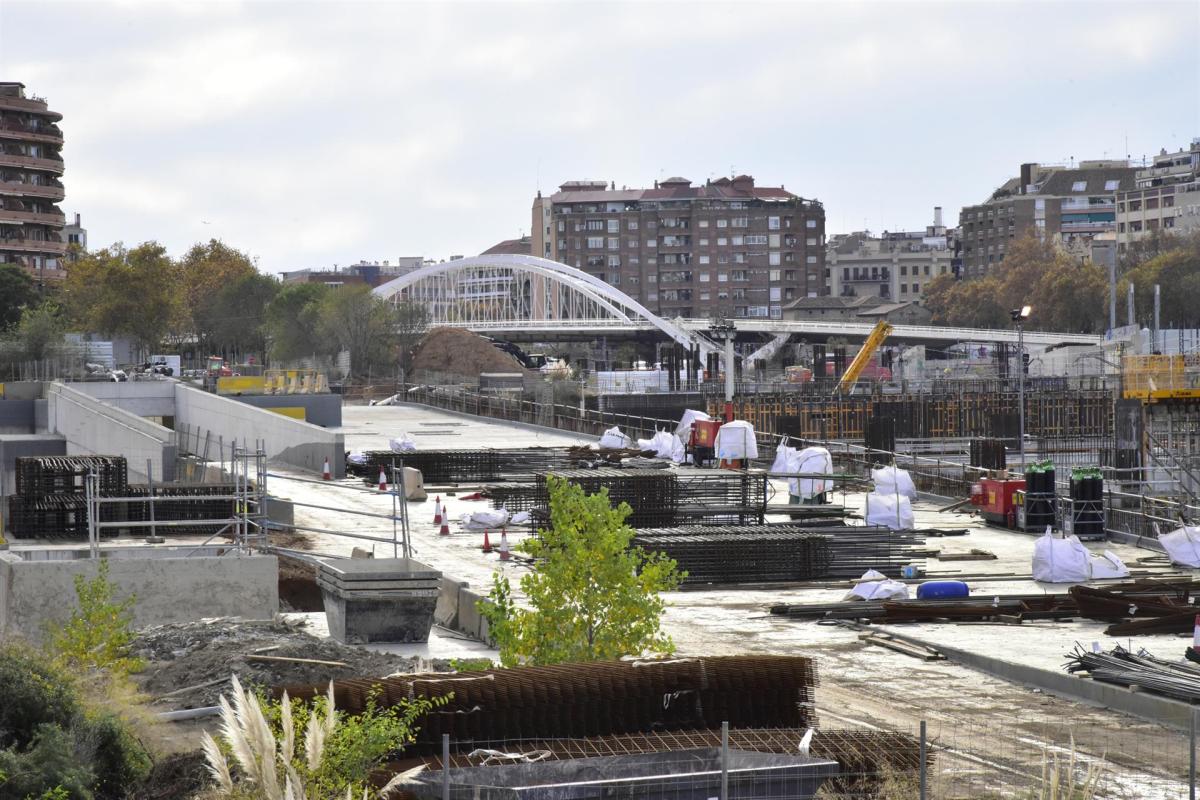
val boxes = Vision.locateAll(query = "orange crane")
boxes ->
[835,320,893,394]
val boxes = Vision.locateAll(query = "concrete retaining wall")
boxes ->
[0,399,35,434]
[0,382,44,401]
[45,383,177,482]
[71,380,176,418]
[174,384,345,477]
[234,394,343,428]
[0,551,278,640]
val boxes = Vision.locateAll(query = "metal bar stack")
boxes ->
[282,655,818,749]
[634,524,923,584]
[535,468,681,528]
[1065,644,1200,703]
[8,456,127,539]
[124,483,238,535]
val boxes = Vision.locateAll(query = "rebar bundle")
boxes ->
[282,656,818,749]
[1065,644,1200,703]
[124,483,239,535]
[6,494,117,539]
[634,524,923,584]
[15,456,127,498]
[349,448,586,483]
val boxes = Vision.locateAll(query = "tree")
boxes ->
[63,242,181,357]
[1120,235,1200,329]
[0,263,36,331]
[266,282,332,363]
[179,239,258,354]
[206,271,280,360]
[316,285,400,380]
[13,300,65,361]
[394,298,431,376]
[480,475,684,667]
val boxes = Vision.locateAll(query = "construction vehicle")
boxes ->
[835,320,893,394]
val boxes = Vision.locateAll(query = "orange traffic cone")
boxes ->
[433,497,443,525]
[482,529,493,553]
[378,467,388,492]
[1193,614,1200,651]
[322,458,332,480]
[498,529,510,561]
[439,517,451,537]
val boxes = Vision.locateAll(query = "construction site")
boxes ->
[3,309,1200,799]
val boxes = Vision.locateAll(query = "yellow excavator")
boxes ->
[834,319,893,394]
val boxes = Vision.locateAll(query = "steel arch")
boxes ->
[373,254,718,356]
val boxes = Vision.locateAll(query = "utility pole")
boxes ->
[708,319,738,421]
[1011,305,1032,471]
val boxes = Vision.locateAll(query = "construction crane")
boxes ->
[834,319,893,394]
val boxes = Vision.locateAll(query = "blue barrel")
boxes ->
[916,580,969,600]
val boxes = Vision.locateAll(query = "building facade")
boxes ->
[531,175,825,319]
[824,208,956,303]
[1115,141,1200,251]
[0,82,66,284]
[959,161,1135,277]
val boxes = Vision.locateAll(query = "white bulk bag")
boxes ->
[715,420,759,460]
[1088,550,1130,579]
[668,434,686,464]
[347,451,368,466]
[649,430,677,460]
[846,569,910,601]
[676,409,712,441]
[872,466,917,500]
[1032,529,1091,583]
[598,426,632,449]
[770,444,798,475]
[389,434,416,453]
[1161,526,1200,568]
[795,447,833,500]
[864,492,914,530]
[461,509,511,530]
[636,437,656,452]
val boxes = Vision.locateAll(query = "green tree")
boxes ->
[316,285,400,380]
[1121,234,1200,329]
[206,271,280,360]
[47,559,143,677]
[12,300,65,362]
[179,239,258,355]
[480,475,684,667]
[265,282,331,363]
[0,263,36,331]
[63,242,181,357]
[394,298,431,376]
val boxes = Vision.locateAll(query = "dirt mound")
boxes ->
[278,555,324,612]
[133,618,450,710]
[410,327,530,379]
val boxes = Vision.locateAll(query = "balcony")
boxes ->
[0,95,62,121]
[0,121,63,144]
[0,208,65,226]
[0,153,64,174]
[0,238,67,254]
[0,181,65,200]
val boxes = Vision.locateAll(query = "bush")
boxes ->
[0,723,95,799]
[0,645,79,751]
[48,559,143,677]
[82,714,152,800]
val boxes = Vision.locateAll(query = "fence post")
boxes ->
[919,720,927,800]
[720,720,729,800]
[442,733,450,800]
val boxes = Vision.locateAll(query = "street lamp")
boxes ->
[1010,305,1032,471]
[707,318,738,421]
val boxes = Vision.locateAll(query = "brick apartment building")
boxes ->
[531,175,825,319]
[0,82,67,285]
[959,161,1135,277]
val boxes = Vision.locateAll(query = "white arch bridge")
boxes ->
[372,254,1102,351]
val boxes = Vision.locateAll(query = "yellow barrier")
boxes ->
[216,376,267,396]
[267,406,306,420]
[1122,354,1200,401]
[0,383,5,399]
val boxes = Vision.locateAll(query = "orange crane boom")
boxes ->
[835,320,893,394]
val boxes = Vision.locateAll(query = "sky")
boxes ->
[2,0,1197,273]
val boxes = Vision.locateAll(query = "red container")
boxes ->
[978,477,1026,526]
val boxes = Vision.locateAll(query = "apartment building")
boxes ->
[531,175,825,319]
[959,161,1135,277]
[825,208,957,303]
[1116,141,1200,251]
[0,82,67,284]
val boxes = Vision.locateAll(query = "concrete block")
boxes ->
[317,558,440,644]
[456,587,496,644]
[434,576,468,630]
[0,551,278,641]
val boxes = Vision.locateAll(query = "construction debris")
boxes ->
[1066,644,1200,703]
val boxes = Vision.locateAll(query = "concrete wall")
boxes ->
[0,399,35,434]
[0,382,44,401]
[71,380,176,418]
[0,433,66,498]
[45,382,177,482]
[234,394,343,428]
[0,551,278,640]
[174,384,345,477]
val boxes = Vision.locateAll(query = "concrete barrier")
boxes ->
[233,394,343,428]
[0,550,278,641]
[173,384,345,477]
[45,382,177,482]
[71,380,176,418]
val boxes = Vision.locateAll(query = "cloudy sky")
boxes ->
[2,0,1197,272]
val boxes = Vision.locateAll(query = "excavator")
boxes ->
[834,319,893,395]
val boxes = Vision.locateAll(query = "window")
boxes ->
[732,270,749,281]
[629,256,640,266]
[806,219,817,229]
[1165,217,1176,229]
[842,268,849,280]
[769,270,781,281]
[732,235,744,246]
[1129,199,1141,211]
[769,287,781,301]
[717,219,728,228]
[608,255,621,267]
[699,291,710,301]
[699,219,709,228]
[586,236,604,248]
[734,253,746,264]
[1071,181,1088,192]
[769,252,781,266]
[608,237,619,250]
[768,216,780,230]
[1165,195,1175,208]
[587,255,605,267]
[732,288,747,300]
[1105,180,1120,191]
[806,237,817,246]
[647,238,657,248]
[913,283,920,293]
[647,274,657,282]
[586,219,604,231]
[607,219,619,233]
[699,273,710,282]
[718,255,729,264]
[746,235,767,245]
[924,265,930,276]
[699,255,710,265]
[731,217,749,227]
[718,273,728,282]
[806,255,817,264]
[901,284,908,294]
[900,265,907,276]
[1147,197,1159,210]
[628,220,639,231]
[768,234,780,248]
[628,238,638,248]
[557,221,565,232]
[698,238,709,246]
[717,237,728,246]
[647,257,657,265]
